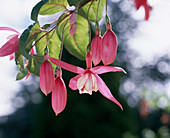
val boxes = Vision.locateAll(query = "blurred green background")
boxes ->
[0,0,170,138]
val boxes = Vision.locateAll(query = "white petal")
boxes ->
[77,74,88,90]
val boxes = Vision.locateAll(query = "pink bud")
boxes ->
[0,35,19,57]
[52,69,67,115]
[69,12,78,25]
[101,30,117,65]
[91,35,102,66]
[40,58,55,96]
[70,23,77,36]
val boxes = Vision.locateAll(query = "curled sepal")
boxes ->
[91,35,102,66]
[95,74,123,110]
[101,29,117,65]
[40,58,55,96]
[52,69,67,115]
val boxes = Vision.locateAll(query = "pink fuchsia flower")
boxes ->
[52,68,67,115]
[40,54,55,96]
[91,29,102,66]
[134,0,152,20]
[0,27,21,57]
[48,52,126,110]
[101,22,117,65]
[70,23,77,36]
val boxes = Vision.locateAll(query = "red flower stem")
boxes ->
[106,0,108,15]
[47,29,55,47]
[78,0,92,10]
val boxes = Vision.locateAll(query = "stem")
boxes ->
[87,0,94,45]
[32,13,70,48]
[96,0,100,23]
[78,0,92,10]
[106,0,108,15]
[46,29,55,46]
[59,19,69,60]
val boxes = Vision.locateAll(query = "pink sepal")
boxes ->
[0,35,19,57]
[9,54,15,60]
[69,74,81,90]
[49,57,85,74]
[95,74,123,110]
[0,27,20,35]
[25,70,31,80]
[91,66,126,74]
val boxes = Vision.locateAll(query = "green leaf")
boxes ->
[19,23,41,59]
[35,30,61,59]
[16,72,27,80]
[15,50,29,79]
[28,55,44,76]
[79,0,105,22]
[57,14,89,60]
[31,0,49,21]
[35,30,61,73]
[39,0,68,15]
[67,0,89,6]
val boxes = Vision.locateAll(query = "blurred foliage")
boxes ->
[0,0,170,138]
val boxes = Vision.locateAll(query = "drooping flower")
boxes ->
[134,0,152,20]
[52,68,67,115]
[49,52,126,110]
[101,22,117,65]
[40,54,55,96]
[0,27,21,57]
[91,28,102,66]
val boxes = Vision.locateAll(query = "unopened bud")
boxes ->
[69,12,78,25]
[70,23,77,36]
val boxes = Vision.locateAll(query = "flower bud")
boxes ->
[70,23,77,36]
[91,29,102,66]
[40,55,55,95]
[52,69,67,115]
[101,27,117,65]
[69,12,78,25]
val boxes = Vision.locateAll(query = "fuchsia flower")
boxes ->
[134,0,152,20]
[49,52,126,110]
[0,27,21,57]
[102,22,117,65]
[40,54,55,96]
[52,68,67,115]
[91,29,102,66]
